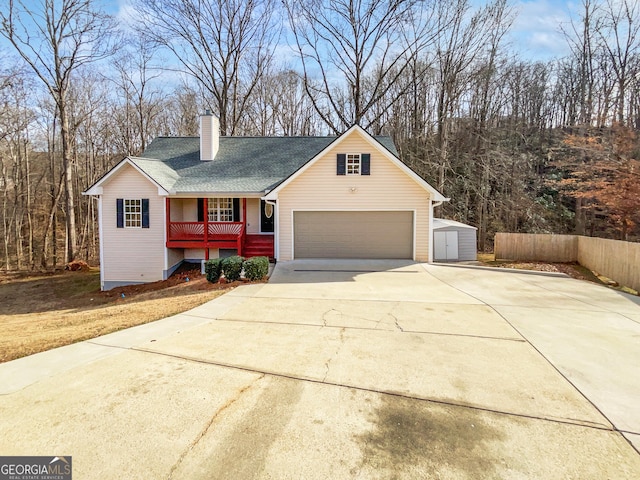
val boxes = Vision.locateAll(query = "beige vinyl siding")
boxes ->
[182,198,197,221]
[246,198,260,234]
[184,248,207,260]
[278,129,432,261]
[167,248,183,272]
[169,198,184,221]
[101,164,166,284]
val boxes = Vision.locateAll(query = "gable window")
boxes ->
[346,154,360,175]
[117,198,149,228]
[208,197,234,222]
[125,199,142,227]
[337,153,371,175]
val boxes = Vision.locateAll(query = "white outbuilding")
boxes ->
[433,218,477,262]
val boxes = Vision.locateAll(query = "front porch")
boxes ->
[165,197,274,259]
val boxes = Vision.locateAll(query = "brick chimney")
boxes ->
[200,110,219,161]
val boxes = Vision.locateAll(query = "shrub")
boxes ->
[221,255,244,282]
[205,258,223,283]
[243,256,269,281]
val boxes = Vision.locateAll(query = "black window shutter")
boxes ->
[197,198,204,222]
[141,199,150,228]
[337,154,346,175]
[116,199,124,228]
[232,198,240,222]
[361,153,371,175]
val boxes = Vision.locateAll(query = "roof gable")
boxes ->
[83,157,172,196]
[264,125,447,201]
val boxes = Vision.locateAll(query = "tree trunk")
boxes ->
[59,102,77,263]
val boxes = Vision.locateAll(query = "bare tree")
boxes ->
[131,0,279,136]
[284,0,439,134]
[432,0,507,194]
[561,0,598,125]
[1,0,116,262]
[596,0,640,124]
[241,69,322,136]
[159,82,201,136]
[0,64,34,269]
[112,36,164,155]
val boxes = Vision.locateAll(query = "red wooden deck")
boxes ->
[165,198,274,258]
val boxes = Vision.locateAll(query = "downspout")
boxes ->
[429,200,445,263]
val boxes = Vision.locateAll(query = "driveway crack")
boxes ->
[390,312,404,332]
[322,308,341,327]
[323,327,346,382]
[167,372,265,479]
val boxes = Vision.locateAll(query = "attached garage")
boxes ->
[293,211,414,259]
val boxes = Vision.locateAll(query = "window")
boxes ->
[337,153,370,175]
[124,199,142,227]
[346,154,360,175]
[117,198,149,228]
[208,197,234,222]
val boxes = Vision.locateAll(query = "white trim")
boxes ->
[163,199,169,274]
[290,208,417,261]
[264,125,447,202]
[167,192,264,199]
[83,157,170,196]
[273,200,280,260]
[290,209,294,260]
[98,196,105,290]
[413,210,417,261]
[428,202,434,263]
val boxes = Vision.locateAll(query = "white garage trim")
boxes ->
[291,209,416,260]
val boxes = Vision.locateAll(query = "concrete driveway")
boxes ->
[1,260,639,479]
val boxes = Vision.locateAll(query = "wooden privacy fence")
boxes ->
[495,233,640,292]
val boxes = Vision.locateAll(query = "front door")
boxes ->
[260,200,275,233]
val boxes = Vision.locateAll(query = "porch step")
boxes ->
[244,234,274,258]
[245,240,273,247]
[244,247,274,256]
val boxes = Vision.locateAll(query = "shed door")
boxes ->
[294,211,413,259]
[434,231,459,260]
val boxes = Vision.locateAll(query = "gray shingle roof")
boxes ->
[130,135,399,194]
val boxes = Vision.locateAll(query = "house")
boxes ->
[432,218,478,262]
[84,112,448,290]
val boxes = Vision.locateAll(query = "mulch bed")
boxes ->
[104,263,239,298]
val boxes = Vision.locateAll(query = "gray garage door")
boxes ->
[293,211,413,259]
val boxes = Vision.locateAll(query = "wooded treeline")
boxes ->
[1,0,639,270]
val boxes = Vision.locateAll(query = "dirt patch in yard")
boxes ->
[476,253,604,284]
[477,253,639,295]
[0,264,254,363]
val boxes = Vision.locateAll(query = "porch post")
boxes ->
[165,197,170,243]
[203,197,209,260]
[240,198,247,256]
[242,198,247,233]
